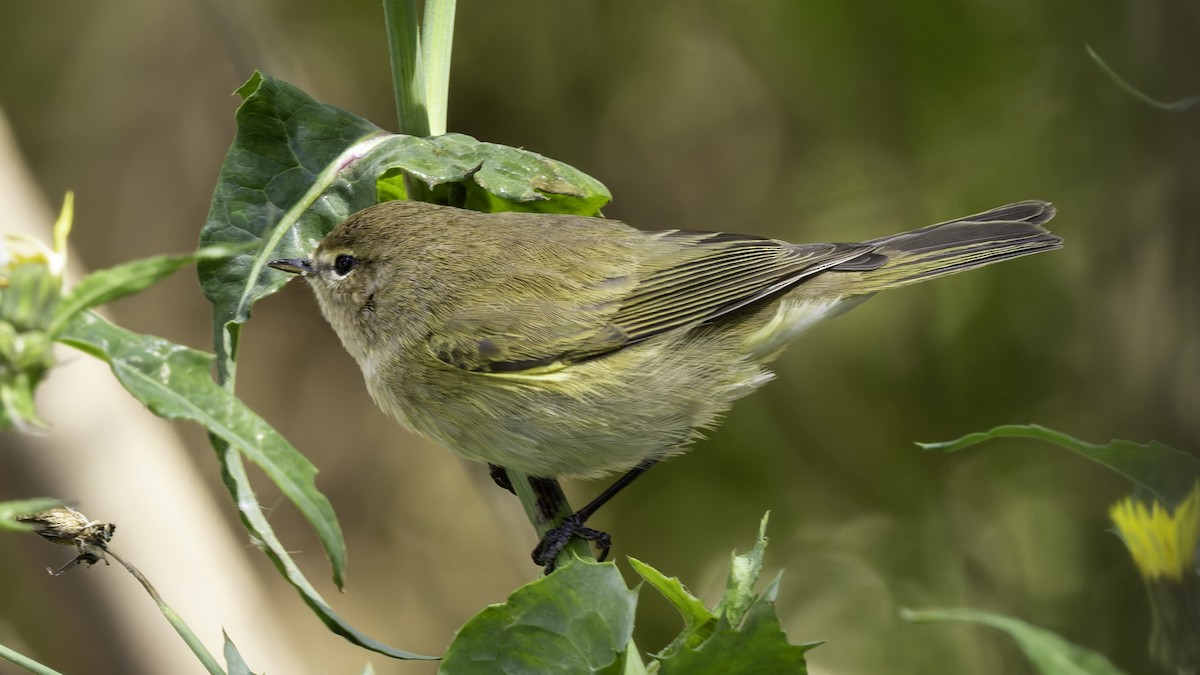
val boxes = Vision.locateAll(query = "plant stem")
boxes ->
[380,0,583,568]
[383,0,430,137]
[106,546,227,675]
[0,643,64,675]
[420,0,456,136]
[508,469,594,567]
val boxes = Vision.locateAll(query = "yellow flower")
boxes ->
[1110,482,1200,582]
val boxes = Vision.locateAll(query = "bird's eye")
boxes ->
[333,254,357,276]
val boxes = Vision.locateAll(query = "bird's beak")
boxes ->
[268,258,314,275]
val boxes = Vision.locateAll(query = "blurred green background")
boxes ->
[1,1,1197,673]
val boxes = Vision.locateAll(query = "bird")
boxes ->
[269,199,1060,568]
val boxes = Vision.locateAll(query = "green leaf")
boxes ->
[621,641,648,675]
[715,512,770,624]
[628,557,716,653]
[199,70,388,369]
[0,263,62,334]
[0,642,64,675]
[656,588,812,675]
[0,371,48,432]
[199,71,609,370]
[214,438,434,660]
[647,514,814,674]
[454,137,610,215]
[224,632,257,675]
[902,608,1127,675]
[0,498,62,531]
[48,246,237,336]
[55,312,432,660]
[919,425,1200,507]
[438,559,638,674]
[54,311,346,586]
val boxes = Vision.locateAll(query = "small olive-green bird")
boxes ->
[270,199,1059,565]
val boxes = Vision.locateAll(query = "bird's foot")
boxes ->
[488,463,515,495]
[531,513,612,573]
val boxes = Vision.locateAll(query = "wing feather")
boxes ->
[610,234,873,345]
[430,230,875,373]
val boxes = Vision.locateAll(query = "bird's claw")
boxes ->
[532,513,612,572]
[488,463,515,494]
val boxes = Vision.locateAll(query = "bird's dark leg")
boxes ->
[488,463,515,495]
[531,460,657,571]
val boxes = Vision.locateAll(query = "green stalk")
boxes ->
[107,547,227,675]
[509,469,593,568]
[383,0,430,136]
[0,643,65,675]
[420,0,456,136]
[381,0,578,567]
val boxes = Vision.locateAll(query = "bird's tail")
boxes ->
[837,200,1061,294]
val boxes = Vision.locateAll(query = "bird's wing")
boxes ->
[429,231,877,374]
[608,231,878,346]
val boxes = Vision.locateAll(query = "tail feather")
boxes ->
[839,201,1061,293]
